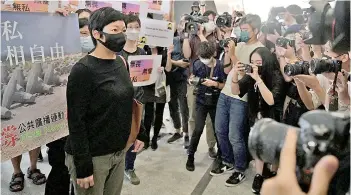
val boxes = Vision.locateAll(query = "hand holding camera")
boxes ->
[247,64,261,81]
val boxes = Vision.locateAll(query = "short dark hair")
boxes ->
[124,14,141,26]
[198,41,216,59]
[286,4,304,24]
[79,18,89,29]
[76,9,92,17]
[239,14,261,31]
[203,10,216,17]
[89,7,125,46]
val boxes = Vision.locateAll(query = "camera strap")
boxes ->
[328,72,339,111]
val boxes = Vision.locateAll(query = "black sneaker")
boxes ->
[143,141,150,149]
[186,155,195,171]
[167,133,182,143]
[184,135,189,149]
[225,172,246,187]
[252,174,264,194]
[210,162,234,176]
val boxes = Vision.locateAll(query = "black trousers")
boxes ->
[45,139,74,195]
[168,81,189,133]
[188,103,221,157]
[144,102,166,141]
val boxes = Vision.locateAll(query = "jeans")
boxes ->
[144,102,166,140]
[188,103,221,157]
[215,93,248,172]
[187,84,216,148]
[45,139,74,195]
[125,144,136,170]
[169,81,189,133]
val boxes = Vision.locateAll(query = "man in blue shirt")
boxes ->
[186,41,226,171]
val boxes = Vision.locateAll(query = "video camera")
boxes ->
[216,12,232,28]
[219,37,238,48]
[184,14,209,35]
[310,58,342,74]
[284,61,310,76]
[249,110,350,192]
[304,0,350,53]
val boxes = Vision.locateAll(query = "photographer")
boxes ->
[190,1,202,16]
[294,43,350,112]
[183,10,219,158]
[186,41,226,171]
[166,17,191,147]
[209,13,264,187]
[231,47,285,192]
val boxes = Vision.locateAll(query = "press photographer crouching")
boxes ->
[186,41,226,171]
[231,47,285,193]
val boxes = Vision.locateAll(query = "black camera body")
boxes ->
[261,21,282,35]
[310,58,342,75]
[219,37,238,48]
[242,63,253,74]
[249,110,350,191]
[189,76,205,86]
[216,12,232,28]
[276,37,295,49]
[305,0,350,53]
[184,14,209,35]
[284,61,310,76]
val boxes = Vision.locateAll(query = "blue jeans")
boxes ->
[215,93,248,172]
[125,144,136,170]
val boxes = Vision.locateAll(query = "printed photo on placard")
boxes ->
[122,2,140,16]
[85,0,112,11]
[139,18,174,47]
[128,55,162,87]
[0,11,82,162]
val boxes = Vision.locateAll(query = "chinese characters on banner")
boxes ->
[128,55,162,87]
[85,1,112,11]
[122,2,140,16]
[0,11,82,162]
[12,0,49,12]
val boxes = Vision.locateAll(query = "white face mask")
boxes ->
[126,29,140,41]
[80,36,95,53]
[199,57,211,65]
[203,21,216,33]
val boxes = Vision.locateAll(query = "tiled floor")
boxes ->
[1,105,254,195]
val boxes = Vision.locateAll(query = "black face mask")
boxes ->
[258,66,263,75]
[98,31,126,52]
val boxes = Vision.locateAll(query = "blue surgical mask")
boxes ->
[80,36,95,53]
[240,31,250,43]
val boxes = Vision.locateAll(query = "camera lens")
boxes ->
[248,118,291,164]
[284,62,310,76]
[310,59,342,74]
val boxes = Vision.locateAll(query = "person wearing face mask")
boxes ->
[186,41,226,172]
[65,8,144,195]
[183,10,219,159]
[209,13,264,188]
[79,18,95,53]
[117,14,148,186]
[231,47,285,193]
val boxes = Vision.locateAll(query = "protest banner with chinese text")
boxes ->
[138,18,174,47]
[122,2,140,16]
[128,55,162,87]
[85,0,112,11]
[0,11,82,162]
[12,0,49,12]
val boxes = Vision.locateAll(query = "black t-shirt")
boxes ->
[65,55,134,178]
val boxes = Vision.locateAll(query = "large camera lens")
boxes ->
[276,37,294,49]
[310,58,342,74]
[215,16,226,28]
[284,61,310,76]
[249,118,292,164]
[219,38,237,48]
